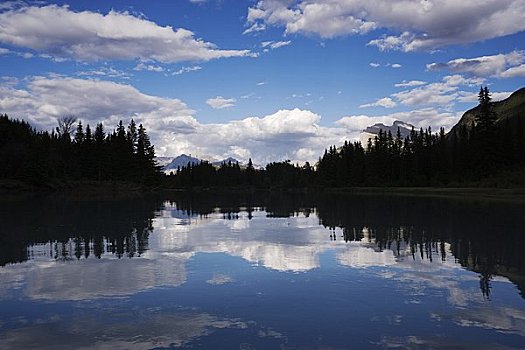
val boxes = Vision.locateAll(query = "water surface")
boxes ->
[0,193,524,349]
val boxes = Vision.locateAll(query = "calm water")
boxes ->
[0,192,524,349]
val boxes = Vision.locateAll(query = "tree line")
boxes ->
[0,115,161,187]
[166,86,525,188]
[2,86,524,189]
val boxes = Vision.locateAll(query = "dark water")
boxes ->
[0,192,524,349]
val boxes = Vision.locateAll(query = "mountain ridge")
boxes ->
[448,87,525,137]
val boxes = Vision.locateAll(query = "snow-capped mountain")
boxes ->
[160,154,243,173]
[163,154,201,171]
[360,120,414,145]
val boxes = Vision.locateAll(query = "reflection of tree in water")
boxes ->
[0,195,164,265]
[166,191,525,299]
[314,194,525,299]
[164,191,316,218]
[2,192,524,299]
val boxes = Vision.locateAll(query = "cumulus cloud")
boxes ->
[246,1,525,51]
[0,5,252,62]
[0,76,194,131]
[206,96,236,109]
[0,77,348,164]
[427,50,525,78]
[369,62,380,68]
[360,97,397,109]
[0,76,464,165]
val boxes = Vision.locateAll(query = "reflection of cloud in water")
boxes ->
[2,203,523,343]
[454,305,525,337]
[375,335,517,350]
[0,309,250,350]
[151,209,331,272]
[336,242,396,268]
[0,252,189,301]
[206,273,233,285]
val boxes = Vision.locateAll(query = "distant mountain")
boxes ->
[164,154,201,171]
[448,87,525,138]
[161,154,244,173]
[212,157,239,166]
[360,120,414,145]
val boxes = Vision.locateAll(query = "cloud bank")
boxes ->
[246,0,525,51]
[0,76,469,164]
[0,5,252,62]
[427,51,525,78]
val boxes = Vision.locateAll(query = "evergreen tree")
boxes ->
[74,120,85,144]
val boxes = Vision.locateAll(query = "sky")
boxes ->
[0,0,524,165]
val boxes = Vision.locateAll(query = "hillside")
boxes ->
[448,87,525,137]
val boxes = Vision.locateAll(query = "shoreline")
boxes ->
[2,179,525,203]
[322,186,525,203]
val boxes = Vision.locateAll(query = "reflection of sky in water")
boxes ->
[0,203,525,349]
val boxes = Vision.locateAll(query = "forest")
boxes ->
[1,86,524,190]
[167,87,525,188]
[0,115,161,188]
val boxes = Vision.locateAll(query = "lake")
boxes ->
[0,192,524,349]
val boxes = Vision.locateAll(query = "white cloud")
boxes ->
[395,80,426,88]
[457,91,513,103]
[77,66,131,79]
[173,65,202,75]
[243,22,266,35]
[369,62,380,68]
[338,109,460,132]
[0,47,10,55]
[0,5,252,63]
[390,63,402,68]
[247,0,376,38]
[360,97,397,109]
[0,77,347,164]
[0,76,467,165]
[368,32,413,51]
[0,76,194,132]
[427,51,525,78]
[336,115,398,132]
[246,1,525,51]
[391,75,484,107]
[133,62,165,72]
[261,40,291,50]
[206,96,236,109]
[256,81,268,86]
[500,64,525,78]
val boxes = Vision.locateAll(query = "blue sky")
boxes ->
[1,0,524,164]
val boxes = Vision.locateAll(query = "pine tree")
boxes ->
[74,120,85,144]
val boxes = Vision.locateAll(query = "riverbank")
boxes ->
[323,186,525,203]
[3,179,525,203]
